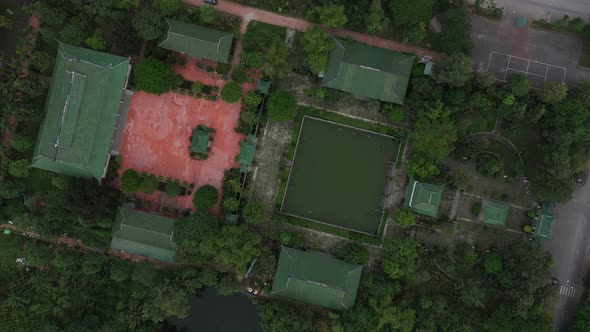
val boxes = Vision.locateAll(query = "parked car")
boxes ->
[203,0,217,4]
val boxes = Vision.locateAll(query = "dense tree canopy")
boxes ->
[382,238,418,279]
[433,53,474,87]
[389,0,434,27]
[318,5,348,28]
[267,91,297,121]
[435,9,472,55]
[221,81,243,103]
[193,185,219,211]
[133,58,182,94]
[302,27,334,74]
[393,208,416,228]
[132,9,164,40]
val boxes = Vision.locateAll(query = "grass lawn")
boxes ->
[456,110,497,136]
[281,116,399,235]
[504,124,544,178]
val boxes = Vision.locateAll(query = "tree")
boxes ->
[223,197,240,212]
[382,238,418,279]
[133,57,182,94]
[366,0,389,33]
[242,202,265,224]
[302,27,334,74]
[60,16,88,46]
[175,212,220,262]
[337,242,370,265]
[110,259,132,282]
[214,225,261,272]
[447,169,469,190]
[139,174,159,194]
[121,169,142,192]
[29,51,53,74]
[319,5,348,28]
[390,0,434,27]
[0,181,25,199]
[267,91,297,122]
[393,209,416,228]
[508,74,530,97]
[0,15,13,30]
[373,296,416,332]
[572,304,590,332]
[382,103,406,124]
[410,104,457,161]
[152,0,181,16]
[540,81,568,105]
[221,81,243,103]
[458,280,486,308]
[132,9,164,40]
[243,91,262,106]
[53,251,80,269]
[408,156,439,180]
[531,173,573,203]
[85,30,107,50]
[257,301,313,332]
[259,42,293,79]
[433,53,473,87]
[10,134,35,152]
[484,252,503,274]
[216,274,241,295]
[404,22,427,44]
[192,81,203,95]
[132,262,157,286]
[82,254,105,275]
[9,159,30,178]
[200,5,217,24]
[193,185,218,211]
[435,9,472,55]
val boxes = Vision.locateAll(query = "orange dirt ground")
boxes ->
[116,57,256,214]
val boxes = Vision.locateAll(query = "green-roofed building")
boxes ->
[405,178,444,218]
[237,135,257,173]
[321,38,414,104]
[190,126,213,155]
[535,212,555,238]
[110,207,177,263]
[484,201,509,226]
[256,79,271,95]
[32,43,131,181]
[271,246,362,310]
[159,18,233,63]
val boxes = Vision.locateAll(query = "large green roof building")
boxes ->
[159,19,233,63]
[322,38,414,104]
[110,207,177,263]
[32,43,130,180]
[405,178,444,218]
[271,246,362,310]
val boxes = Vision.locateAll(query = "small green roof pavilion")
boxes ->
[32,43,130,180]
[322,38,414,104]
[159,18,233,63]
[110,207,177,263]
[191,128,211,154]
[405,178,444,217]
[536,212,555,238]
[484,201,509,226]
[271,246,363,310]
[237,135,257,173]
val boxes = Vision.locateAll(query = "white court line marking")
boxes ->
[488,50,567,85]
[506,67,546,78]
[491,51,567,70]
[503,55,512,81]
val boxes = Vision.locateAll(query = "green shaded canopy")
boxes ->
[237,135,256,173]
[191,128,211,154]
[536,213,555,238]
[484,201,509,226]
[405,178,444,218]
[322,38,414,104]
[256,79,271,95]
[110,207,177,263]
[271,246,362,310]
[159,19,233,63]
[32,43,130,180]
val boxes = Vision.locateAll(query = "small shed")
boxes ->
[484,201,509,227]
[404,178,444,218]
[237,135,257,173]
[256,80,271,95]
[535,211,555,238]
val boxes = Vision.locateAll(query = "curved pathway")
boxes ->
[183,0,444,62]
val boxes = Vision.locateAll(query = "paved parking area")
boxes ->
[487,51,567,88]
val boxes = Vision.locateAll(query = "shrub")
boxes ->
[139,174,159,194]
[483,252,503,274]
[243,91,262,106]
[221,81,242,103]
[199,5,217,24]
[132,9,164,40]
[393,208,416,228]
[133,57,183,94]
[382,103,406,124]
[242,202,265,224]
[232,65,247,84]
[216,274,241,296]
[8,159,30,178]
[192,81,203,95]
[193,185,218,210]
[508,74,530,97]
[267,91,297,122]
[165,181,182,197]
[10,134,35,152]
[121,169,142,192]
[337,242,369,265]
[223,197,240,213]
[471,202,481,216]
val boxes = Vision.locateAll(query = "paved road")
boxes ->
[183,0,443,61]
[544,175,590,331]
[468,0,590,20]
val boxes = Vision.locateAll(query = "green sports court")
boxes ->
[281,116,400,235]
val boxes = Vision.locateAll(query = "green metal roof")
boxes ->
[191,128,211,154]
[32,43,130,180]
[405,178,444,218]
[256,80,271,95]
[484,201,509,226]
[110,207,177,263]
[322,38,414,104]
[237,135,256,173]
[536,213,555,238]
[159,19,233,63]
[225,213,239,225]
[271,246,362,310]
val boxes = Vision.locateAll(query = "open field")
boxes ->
[281,116,400,235]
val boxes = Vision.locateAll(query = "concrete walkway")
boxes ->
[183,0,444,62]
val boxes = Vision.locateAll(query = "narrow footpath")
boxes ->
[183,0,444,62]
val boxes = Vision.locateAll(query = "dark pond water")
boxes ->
[168,287,262,332]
